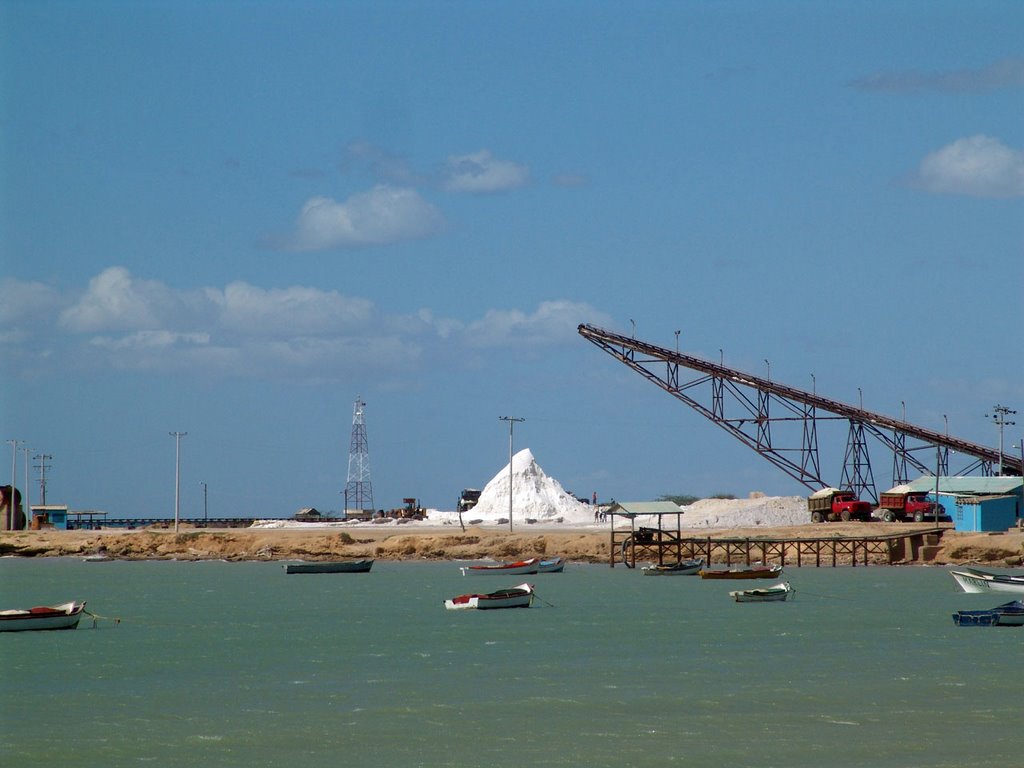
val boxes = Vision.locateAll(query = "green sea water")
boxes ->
[0,557,1019,767]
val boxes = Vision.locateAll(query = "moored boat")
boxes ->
[952,600,1024,627]
[444,583,535,610]
[699,564,783,580]
[729,582,793,602]
[460,557,539,576]
[536,557,565,573]
[641,558,704,576]
[950,567,1024,594]
[285,559,374,574]
[0,601,86,632]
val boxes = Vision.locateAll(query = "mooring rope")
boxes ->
[532,591,556,608]
[83,609,120,628]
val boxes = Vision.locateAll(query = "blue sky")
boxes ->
[2,1,1022,518]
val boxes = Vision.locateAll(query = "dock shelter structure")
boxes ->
[605,501,687,568]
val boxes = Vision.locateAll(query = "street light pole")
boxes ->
[987,405,1017,475]
[6,439,21,531]
[499,416,524,533]
[200,481,208,523]
[170,432,187,532]
[23,447,30,530]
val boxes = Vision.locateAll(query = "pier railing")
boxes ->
[611,522,947,568]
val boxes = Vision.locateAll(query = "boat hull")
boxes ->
[0,601,85,632]
[950,568,1024,594]
[460,558,539,576]
[700,565,783,580]
[642,558,704,576]
[536,557,565,573]
[445,583,535,610]
[952,600,1024,626]
[729,582,793,602]
[286,559,374,574]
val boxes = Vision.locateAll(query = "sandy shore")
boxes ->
[2,522,1023,566]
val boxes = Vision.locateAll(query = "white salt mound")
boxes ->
[676,495,808,528]
[452,447,595,524]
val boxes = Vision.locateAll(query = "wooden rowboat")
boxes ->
[642,558,704,576]
[729,582,793,602]
[952,600,1024,627]
[699,564,783,580]
[0,601,86,632]
[950,568,1024,594]
[444,583,535,610]
[536,557,565,573]
[460,558,539,576]
[285,559,374,574]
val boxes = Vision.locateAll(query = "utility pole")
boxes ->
[200,481,208,523]
[6,439,22,531]
[22,447,31,529]
[34,454,52,505]
[499,416,525,533]
[987,405,1017,475]
[170,432,187,532]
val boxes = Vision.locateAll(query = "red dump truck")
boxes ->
[808,488,873,523]
[874,488,944,523]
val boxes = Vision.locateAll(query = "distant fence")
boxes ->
[66,517,345,530]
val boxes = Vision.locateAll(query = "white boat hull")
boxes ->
[0,601,85,631]
[642,559,703,576]
[951,569,1024,594]
[460,558,539,576]
[729,582,793,602]
[445,583,535,610]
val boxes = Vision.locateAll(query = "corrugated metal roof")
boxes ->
[606,501,683,516]
[904,476,1023,495]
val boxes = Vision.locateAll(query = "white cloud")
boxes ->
[218,282,374,336]
[58,267,201,332]
[13,267,611,381]
[851,57,1024,93]
[463,300,613,348]
[912,135,1024,198]
[285,185,445,251]
[442,150,530,193]
[0,278,62,324]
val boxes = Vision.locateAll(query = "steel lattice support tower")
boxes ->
[577,323,1022,500]
[344,396,374,513]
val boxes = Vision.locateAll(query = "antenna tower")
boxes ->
[344,396,374,513]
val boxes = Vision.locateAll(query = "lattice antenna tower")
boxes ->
[344,396,374,513]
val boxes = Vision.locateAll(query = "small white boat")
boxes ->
[729,582,793,602]
[950,568,1024,594]
[536,557,565,573]
[0,601,86,631]
[642,558,704,576]
[444,583,535,610]
[700,563,783,580]
[460,558,539,576]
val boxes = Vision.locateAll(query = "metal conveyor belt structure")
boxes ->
[578,323,1022,503]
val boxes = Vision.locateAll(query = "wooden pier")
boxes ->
[610,516,948,568]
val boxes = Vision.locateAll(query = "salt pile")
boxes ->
[453,448,595,525]
[676,495,808,529]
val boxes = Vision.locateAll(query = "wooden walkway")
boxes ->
[610,521,947,568]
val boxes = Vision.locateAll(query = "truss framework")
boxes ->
[578,324,1017,502]
[344,396,374,512]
